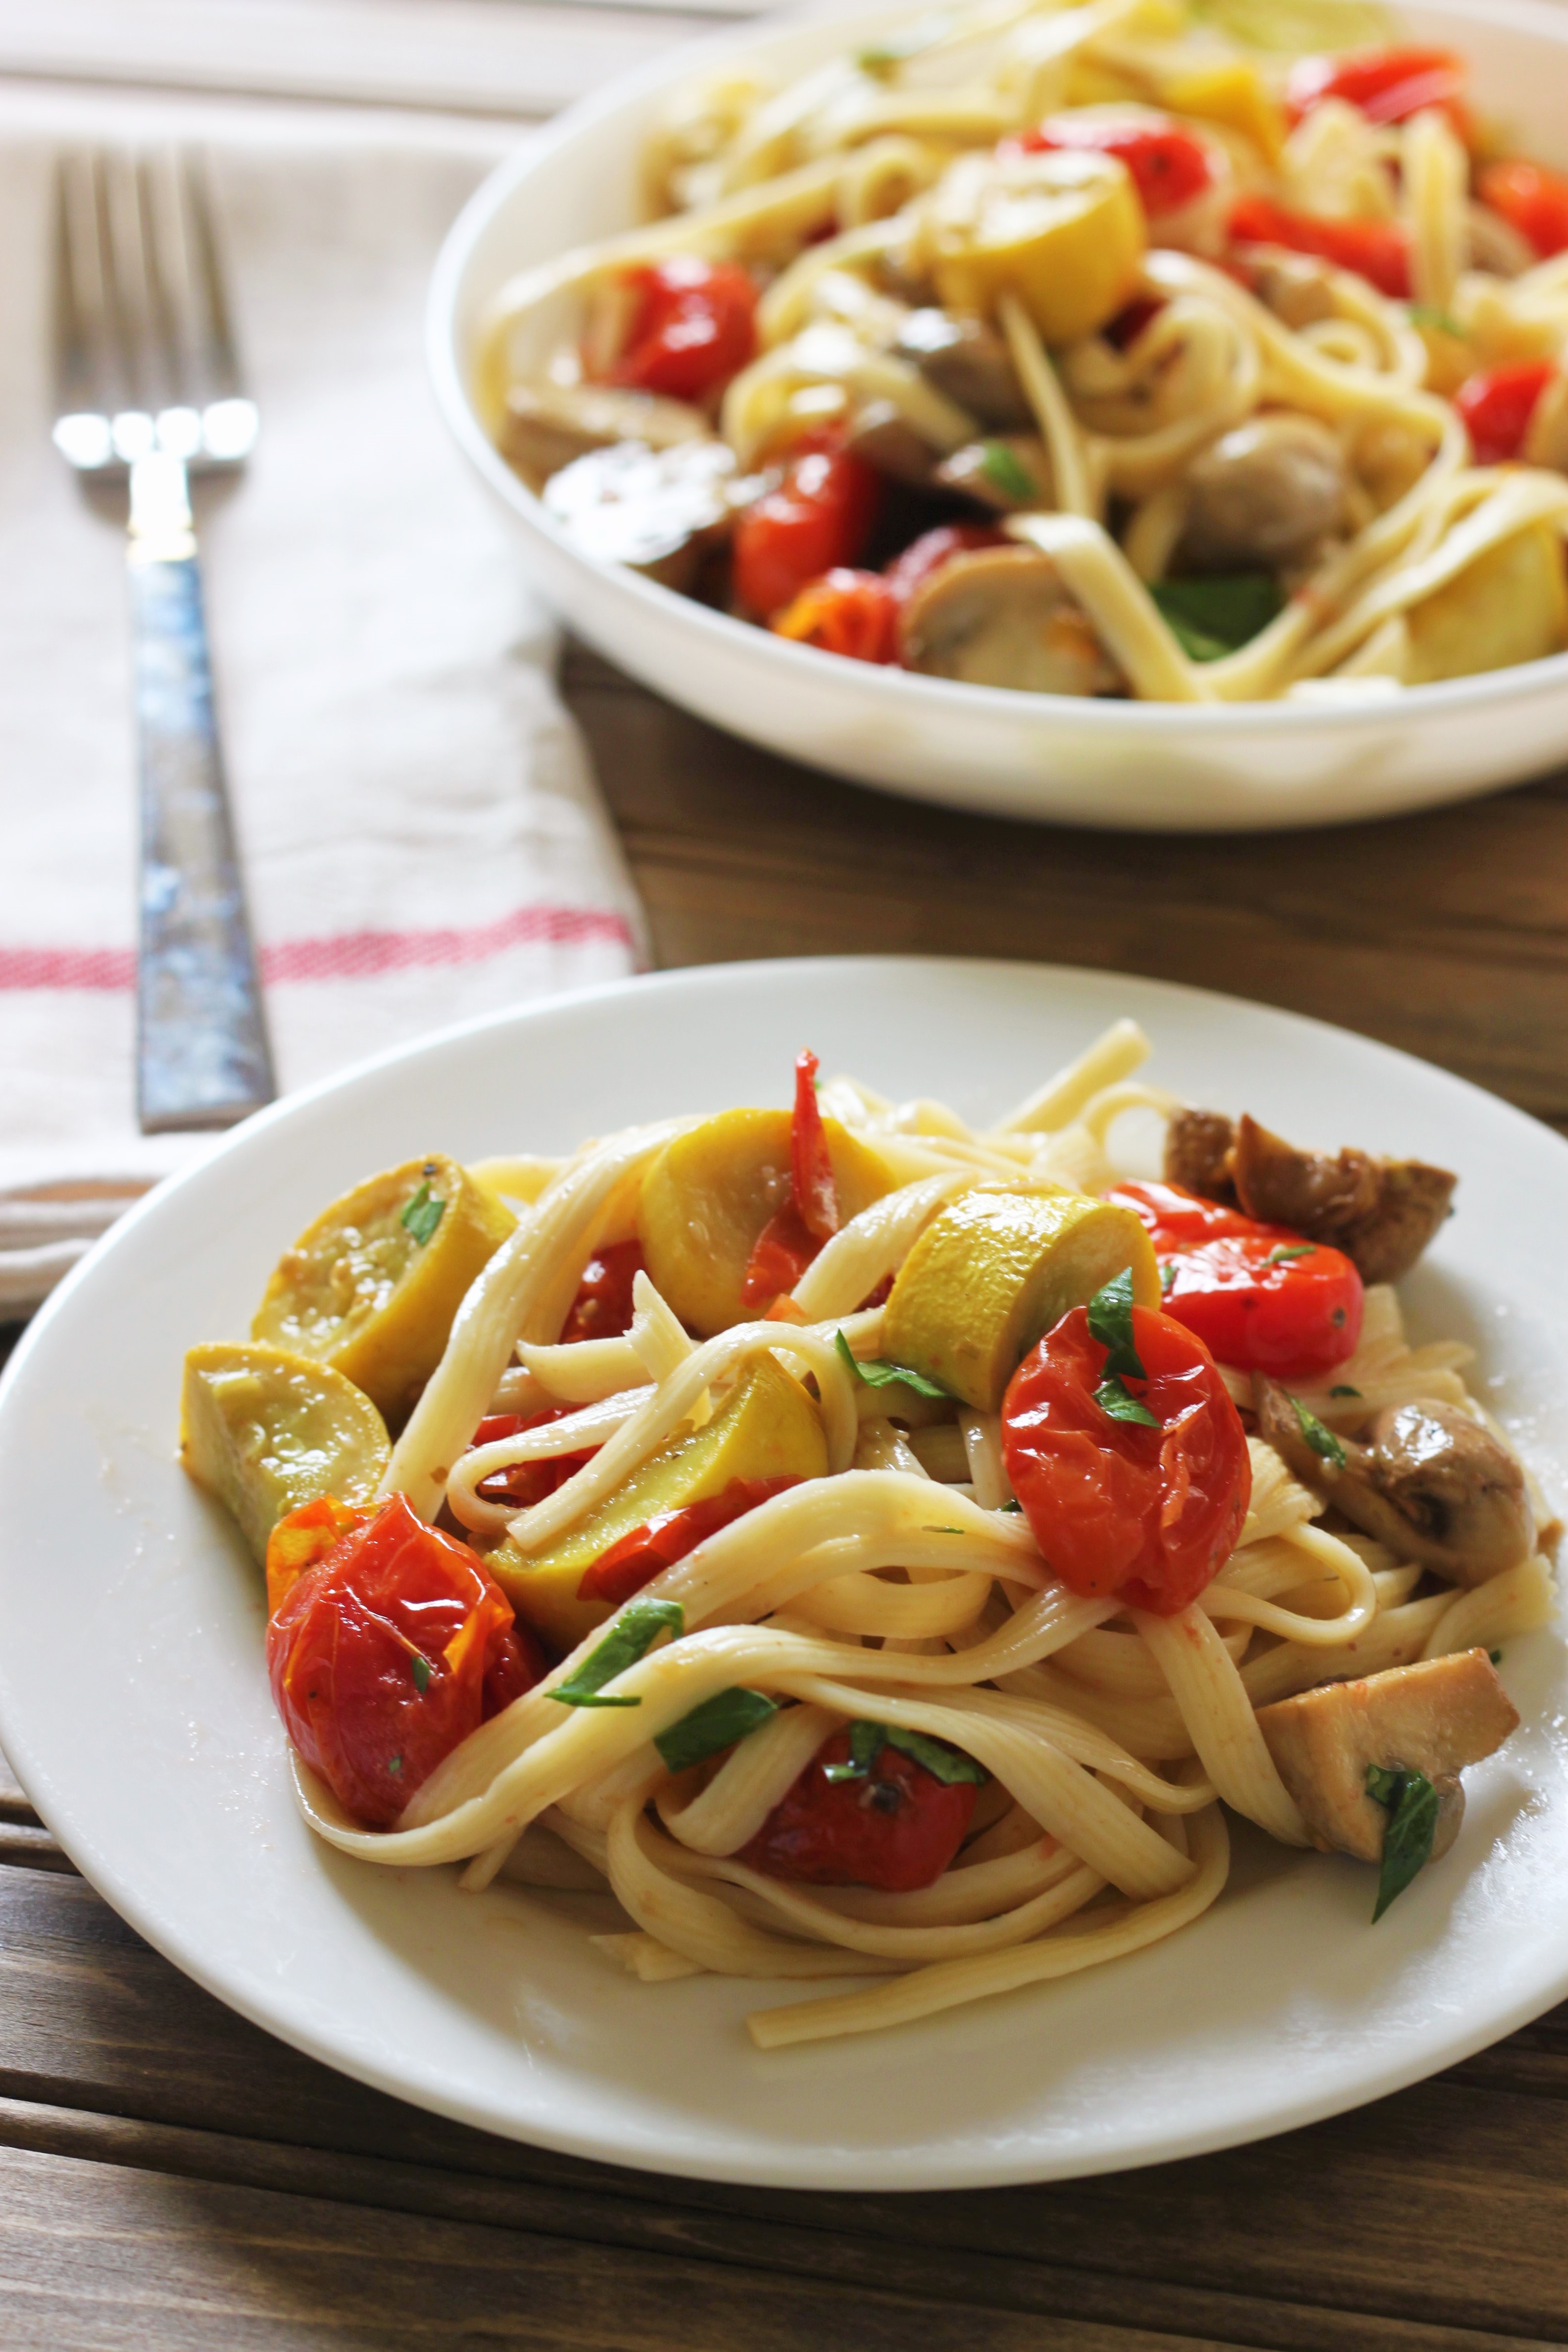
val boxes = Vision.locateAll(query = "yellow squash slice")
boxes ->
[180,1341,390,1565]
[882,1187,1160,1412]
[919,148,1145,346]
[1405,523,1568,685]
[489,1354,827,1652]
[252,1154,516,1423]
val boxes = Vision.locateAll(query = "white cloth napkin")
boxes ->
[0,127,647,1315]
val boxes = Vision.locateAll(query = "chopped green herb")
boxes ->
[834,1328,953,1400]
[1289,1393,1346,1469]
[1095,1374,1160,1428]
[1264,1243,1317,1267]
[549,1597,684,1709]
[655,1687,779,1775]
[1365,1763,1441,1921]
[1330,1385,1362,1399]
[388,1754,402,1775]
[921,1524,965,1536]
[1086,1269,1159,1426]
[884,1725,987,1785]
[978,439,1038,502]
[411,1653,432,1696]
[1409,303,1465,338]
[1151,572,1284,662]
[400,1181,446,1247]
[1000,1497,1024,1514]
[1489,1648,1503,1666]
[1160,1261,1178,1295]
[824,1719,886,1783]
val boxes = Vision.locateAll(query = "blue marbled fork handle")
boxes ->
[129,471,275,1133]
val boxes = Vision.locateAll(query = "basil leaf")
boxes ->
[1152,573,1283,662]
[979,440,1038,502]
[1086,1267,1147,1382]
[824,1719,885,1783]
[411,1653,432,1696]
[400,1180,445,1248]
[1489,1648,1503,1666]
[1289,1393,1347,1470]
[1264,1243,1316,1267]
[1094,1373,1160,1428]
[883,1726,987,1786]
[1000,1497,1024,1514]
[550,1597,684,1709]
[834,1329,953,1401]
[388,1754,402,1775]
[1159,1261,1177,1295]
[1330,1384,1362,1399]
[1365,1763,1441,1921]
[655,1687,778,1775]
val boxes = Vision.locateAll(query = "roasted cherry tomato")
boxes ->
[1455,361,1556,465]
[1013,114,1217,216]
[740,1048,840,1309]
[578,1473,802,1607]
[1107,1178,1364,1381]
[605,257,759,403]
[266,1492,545,1828]
[1285,46,1468,130]
[1001,1303,1251,1615]
[1228,192,1411,299]
[1479,158,1568,260]
[739,1727,978,1890]
[771,567,900,663]
[733,440,881,619]
[469,1407,599,1510]
[559,1239,645,1344]
[1105,293,1167,349]
[883,522,1008,606]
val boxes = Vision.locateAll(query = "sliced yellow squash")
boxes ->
[882,1187,1160,1412]
[1405,522,1568,685]
[489,1354,827,1652]
[920,148,1145,346]
[638,1108,891,1337]
[251,1154,516,1424]
[180,1341,390,1565]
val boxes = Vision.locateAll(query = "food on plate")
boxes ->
[476,3,1568,702]
[184,1021,1557,2047]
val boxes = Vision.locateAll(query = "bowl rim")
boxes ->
[427,0,1568,739]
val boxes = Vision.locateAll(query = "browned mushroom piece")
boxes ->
[846,399,944,488]
[1249,252,1339,330]
[934,434,1050,510]
[893,308,1033,428]
[1178,415,1349,573]
[1253,1376,1535,1586]
[499,382,709,490]
[541,438,738,590]
[898,545,1123,695]
[1162,1110,1456,1283]
[1256,1649,1519,1861]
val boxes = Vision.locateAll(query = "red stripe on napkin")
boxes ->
[0,905,634,992]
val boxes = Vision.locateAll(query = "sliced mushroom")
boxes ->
[1257,1649,1518,1862]
[1467,199,1537,281]
[500,381,709,490]
[1163,1109,1455,1284]
[1253,1377,1535,1586]
[898,545,1123,696]
[894,308,1032,429]
[1250,253,1339,332]
[1178,416,1349,573]
[846,398,944,488]
[542,438,737,590]
[934,434,1050,511]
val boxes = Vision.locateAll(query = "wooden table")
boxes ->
[3,4,1567,2345]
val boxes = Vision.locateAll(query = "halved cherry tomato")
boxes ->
[559,1239,645,1344]
[1001,1303,1251,1614]
[1012,114,1217,216]
[1107,1178,1364,1381]
[771,568,900,663]
[1479,159,1568,260]
[883,522,1008,606]
[1285,46,1469,131]
[578,1473,802,1607]
[469,1407,599,1510]
[1455,361,1556,465]
[740,1049,840,1310]
[1228,193,1411,299]
[1105,293,1167,349]
[739,1727,978,1890]
[733,440,881,619]
[266,1492,545,1828]
[265,1493,366,1619]
[605,258,759,404]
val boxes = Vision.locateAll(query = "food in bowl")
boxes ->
[474,0,1568,705]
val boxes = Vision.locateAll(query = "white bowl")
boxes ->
[429,0,1568,833]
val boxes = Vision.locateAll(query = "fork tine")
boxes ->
[135,153,182,416]
[179,154,243,402]
[92,150,142,425]
[52,154,96,413]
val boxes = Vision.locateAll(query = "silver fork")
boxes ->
[52,149,275,1133]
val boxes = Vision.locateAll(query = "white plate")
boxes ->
[429,0,1568,833]
[0,958,1564,2190]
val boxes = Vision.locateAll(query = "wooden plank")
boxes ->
[1,1866,1567,2346]
[563,647,1568,1125]
[0,1744,35,1822]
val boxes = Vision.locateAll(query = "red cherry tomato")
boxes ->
[1285,46,1468,130]
[771,568,900,663]
[1001,1304,1251,1615]
[1228,193,1411,299]
[740,1048,840,1310]
[1107,1178,1364,1381]
[883,522,1009,605]
[1455,361,1556,465]
[266,1493,545,1828]
[469,1407,599,1510]
[605,258,759,403]
[1105,293,1167,349]
[1013,114,1216,216]
[559,1239,645,1344]
[733,441,881,619]
[578,1474,802,1607]
[739,1727,978,1890]
[1479,159,1568,260]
